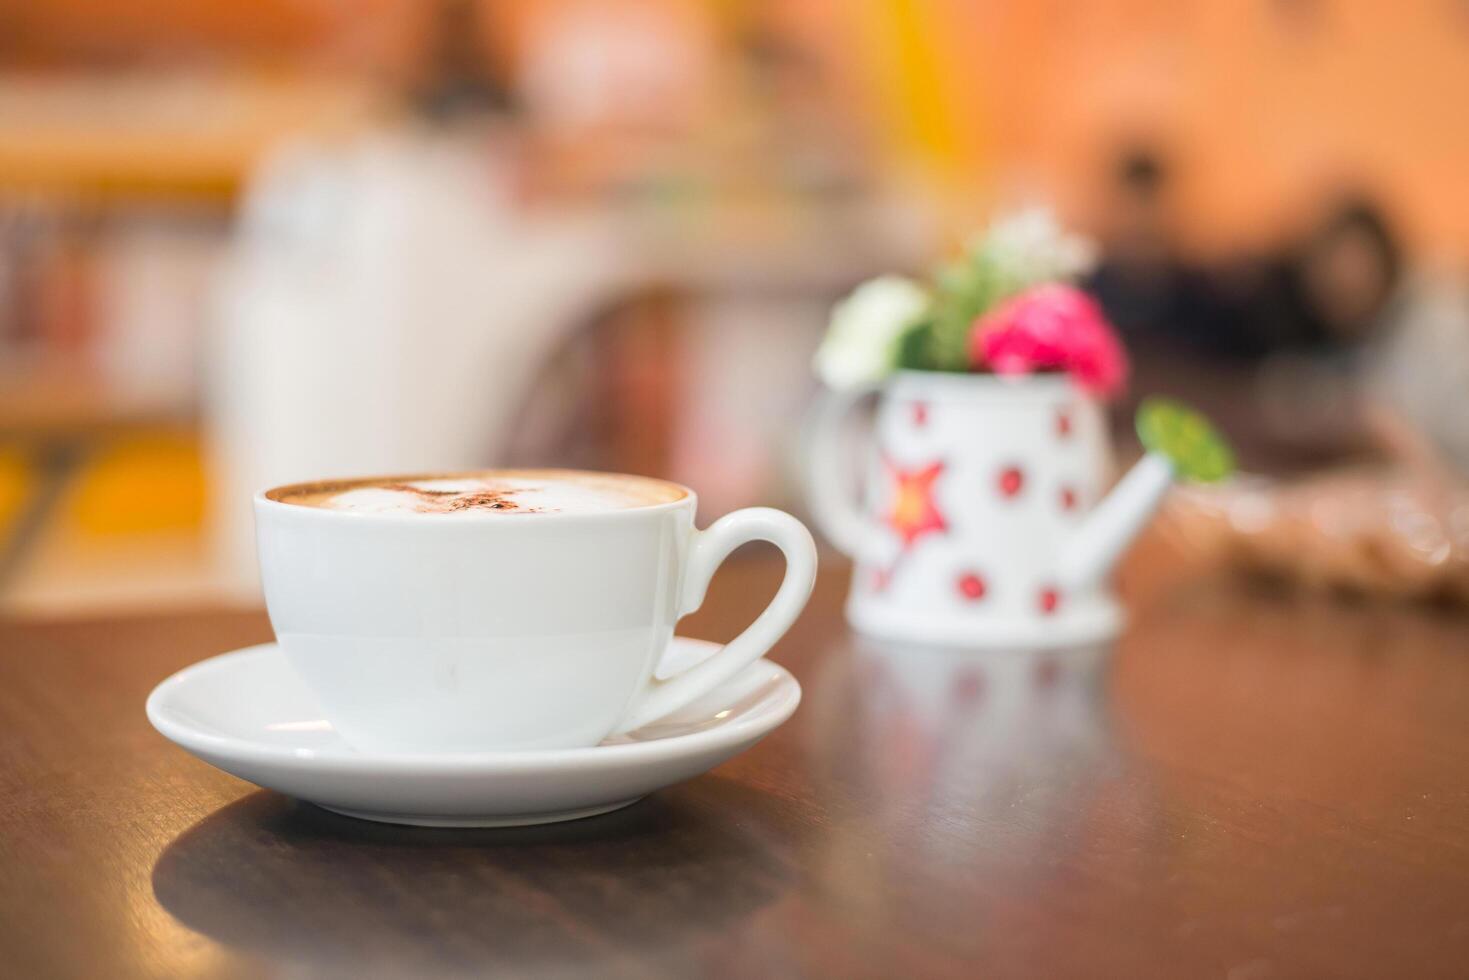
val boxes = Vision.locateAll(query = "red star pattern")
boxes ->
[884,458,947,547]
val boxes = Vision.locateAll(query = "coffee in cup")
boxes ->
[268,470,684,515]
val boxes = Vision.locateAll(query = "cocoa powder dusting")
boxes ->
[381,482,458,497]
[447,491,524,512]
[381,483,549,513]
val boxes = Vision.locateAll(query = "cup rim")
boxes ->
[887,369,1076,398]
[255,468,695,523]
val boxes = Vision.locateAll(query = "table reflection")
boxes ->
[788,638,1148,966]
[805,637,1114,820]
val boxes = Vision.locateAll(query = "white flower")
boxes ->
[814,275,928,389]
[977,206,1096,286]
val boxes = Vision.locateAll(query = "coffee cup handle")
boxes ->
[610,507,817,735]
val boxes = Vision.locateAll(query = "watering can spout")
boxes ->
[1057,397,1236,591]
[1055,453,1175,592]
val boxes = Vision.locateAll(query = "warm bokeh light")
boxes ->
[1,0,1466,611]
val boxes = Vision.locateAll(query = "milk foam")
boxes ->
[316,476,661,515]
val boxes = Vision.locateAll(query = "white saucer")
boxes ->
[147,638,800,828]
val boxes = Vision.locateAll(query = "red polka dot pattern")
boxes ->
[911,401,928,427]
[997,466,1024,498]
[957,572,987,601]
[1060,486,1078,511]
[1056,409,1073,438]
[1038,586,1061,614]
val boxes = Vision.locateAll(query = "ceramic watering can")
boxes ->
[807,372,1229,647]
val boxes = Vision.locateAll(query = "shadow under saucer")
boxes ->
[152,778,800,976]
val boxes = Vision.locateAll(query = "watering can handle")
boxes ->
[804,385,885,562]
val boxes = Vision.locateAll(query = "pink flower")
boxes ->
[970,284,1128,398]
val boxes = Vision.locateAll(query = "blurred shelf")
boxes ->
[0,72,382,201]
[0,361,192,440]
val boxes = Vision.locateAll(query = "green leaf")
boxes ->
[1136,398,1235,483]
[894,319,935,370]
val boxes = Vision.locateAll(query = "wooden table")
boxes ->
[2,551,1468,978]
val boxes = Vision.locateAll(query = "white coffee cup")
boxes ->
[254,470,817,753]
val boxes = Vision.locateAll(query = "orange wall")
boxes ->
[8,0,1468,258]
[866,0,1469,258]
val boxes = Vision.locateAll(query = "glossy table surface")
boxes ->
[2,550,1468,978]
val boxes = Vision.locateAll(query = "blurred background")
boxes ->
[1,0,1467,613]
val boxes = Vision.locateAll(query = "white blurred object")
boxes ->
[674,294,827,517]
[207,128,628,595]
[1368,272,1469,476]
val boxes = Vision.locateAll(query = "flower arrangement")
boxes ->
[813,208,1127,398]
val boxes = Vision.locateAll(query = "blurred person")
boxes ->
[1250,199,1401,353]
[1089,146,1272,462]
[1161,198,1469,603]
[1087,148,1181,341]
[1088,147,1243,358]
[1255,197,1469,476]
[1101,170,1469,476]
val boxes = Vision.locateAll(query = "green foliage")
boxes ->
[893,317,935,371]
[877,210,1095,374]
[893,236,1052,372]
